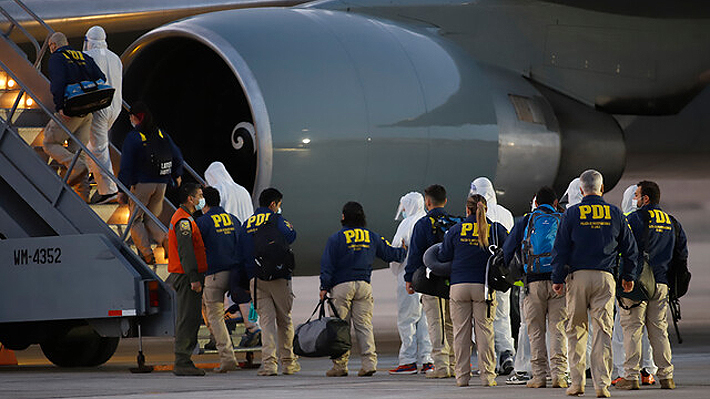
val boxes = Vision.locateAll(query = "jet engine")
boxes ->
[122,8,624,269]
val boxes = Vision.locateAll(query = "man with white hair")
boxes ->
[83,26,122,204]
[469,177,516,375]
[389,192,433,375]
[42,31,106,202]
[551,170,639,398]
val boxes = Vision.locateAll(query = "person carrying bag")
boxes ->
[293,297,351,358]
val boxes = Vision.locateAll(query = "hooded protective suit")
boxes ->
[469,177,514,231]
[204,162,254,224]
[390,192,432,367]
[563,178,583,209]
[83,26,121,197]
[612,184,657,376]
[468,177,515,366]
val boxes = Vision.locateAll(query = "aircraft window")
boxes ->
[509,94,545,125]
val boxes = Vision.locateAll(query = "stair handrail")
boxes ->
[120,100,206,186]
[0,58,168,239]
[0,0,55,68]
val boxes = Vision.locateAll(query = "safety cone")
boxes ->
[0,345,18,366]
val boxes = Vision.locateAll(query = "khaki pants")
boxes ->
[566,270,615,390]
[204,270,237,367]
[42,113,92,169]
[524,280,568,380]
[450,284,496,384]
[330,281,377,371]
[166,272,203,367]
[619,283,673,380]
[422,294,454,374]
[129,183,166,259]
[251,278,298,373]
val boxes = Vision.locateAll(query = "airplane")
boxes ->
[5,0,710,274]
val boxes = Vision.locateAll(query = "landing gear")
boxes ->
[40,324,119,367]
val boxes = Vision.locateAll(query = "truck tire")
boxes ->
[40,324,119,367]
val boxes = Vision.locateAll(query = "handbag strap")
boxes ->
[306,299,324,323]
[309,296,342,321]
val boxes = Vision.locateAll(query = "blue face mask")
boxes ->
[195,197,205,211]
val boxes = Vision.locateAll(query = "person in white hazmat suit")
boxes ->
[204,162,254,224]
[388,192,434,375]
[83,26,121,204]
[469,177,516,375]
[203,161,260,343]
[611,185,658,385]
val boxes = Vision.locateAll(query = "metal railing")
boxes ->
[0,58,169,240]
[0,0,54,68]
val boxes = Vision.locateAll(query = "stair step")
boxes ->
[90,203,120,222]
[17,127,42,145]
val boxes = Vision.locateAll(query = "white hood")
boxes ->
[82,25,122,120]
[204,161,254,224]
[564,177,583,208]
[390,192,426,276]
[621,184,638,214]
[469,177,514,231]
[395,191,425,220]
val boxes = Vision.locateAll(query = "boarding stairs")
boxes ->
[0,0,260,367]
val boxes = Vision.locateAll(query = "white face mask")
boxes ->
[195,197,205,211]
[277,207,282,214]
[631,199,639,209]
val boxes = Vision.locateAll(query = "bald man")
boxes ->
[42,32,106,202]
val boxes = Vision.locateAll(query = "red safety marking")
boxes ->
[108,310,122,316]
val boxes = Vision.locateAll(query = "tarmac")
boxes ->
[2,175,710,398]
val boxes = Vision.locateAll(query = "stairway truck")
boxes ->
[0,234,175,367]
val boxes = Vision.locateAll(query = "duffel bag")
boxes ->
[293,297,351,358]
[412,266,450,299]
[63,79,114,117]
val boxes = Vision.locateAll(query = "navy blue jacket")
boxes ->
[551,195,639,284]
[437,215,508,285]
[627,205,687,285]
[117,128,184,187]
[241,207,297,280]
[404,207,448,283]
[503,204,558,283]
[320,226,406,290]
[196,206,242,276]
[48,46,106,112]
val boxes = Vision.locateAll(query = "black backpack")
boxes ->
[141,129,173,178]
[668,214,691,300]
[253,216,295,281]
[411,214,462,299]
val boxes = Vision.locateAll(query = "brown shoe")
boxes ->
[326,368,348,377]
[257,368,277,376]
[282,362,301,375]
[614,378,640,390]
[566,385,585,396]
[527,376,547,388]
[659,378,676,389]
[552,377,569,388]
[358,369,376,377]
[173,365,206,376]
[213,362,239,373]
[425,367,450,379]
[456,378,469,387]
[596,387,611,398]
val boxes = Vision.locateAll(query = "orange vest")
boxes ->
[168,207,208,274]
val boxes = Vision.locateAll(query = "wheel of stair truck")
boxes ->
[40,324,119,367]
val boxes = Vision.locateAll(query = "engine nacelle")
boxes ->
[122,8,624,268]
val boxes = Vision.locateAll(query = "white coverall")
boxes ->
[204,161,254,224]
[469,177,516,364]
[613,185,657,377]
[390,192,433,366]
[83,26,121,196]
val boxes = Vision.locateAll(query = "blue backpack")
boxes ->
[522,205,561,274]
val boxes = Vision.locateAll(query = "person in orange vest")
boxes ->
[167,182,208,376]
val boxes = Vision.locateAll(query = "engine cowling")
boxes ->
[122,8,624,269]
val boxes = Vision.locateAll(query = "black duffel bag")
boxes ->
[618,211,657,310]
[293,297,351,358]
[412,266,450,299]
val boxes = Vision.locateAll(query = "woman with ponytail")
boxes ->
[436,194,508,387]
